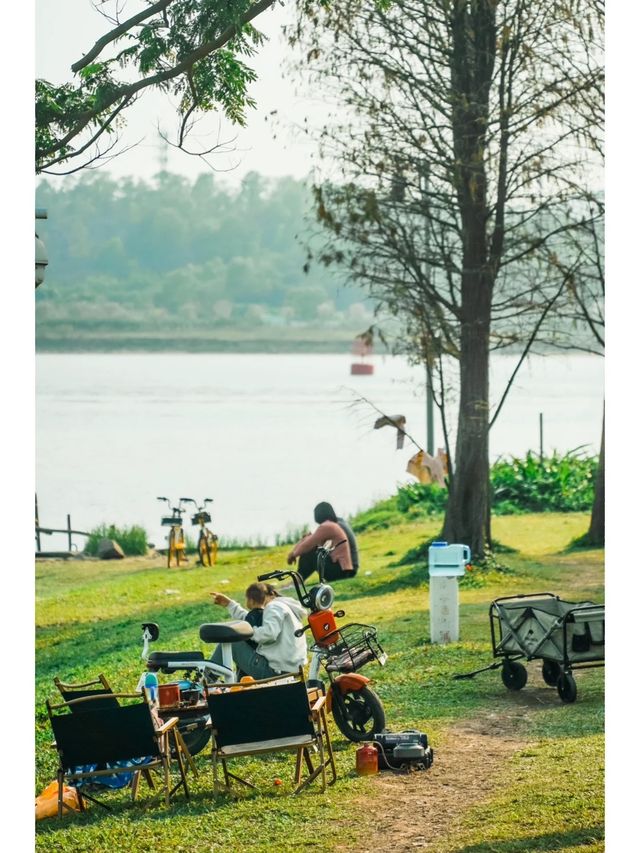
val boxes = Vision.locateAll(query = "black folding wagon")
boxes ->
[455,593,604,703]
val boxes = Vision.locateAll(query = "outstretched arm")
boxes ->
[210,592,248,619]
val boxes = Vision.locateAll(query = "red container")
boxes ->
[356,743,379,776]
[158,683,181,708]
[308,610,339,646]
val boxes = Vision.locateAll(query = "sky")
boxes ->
[35,0,320,185]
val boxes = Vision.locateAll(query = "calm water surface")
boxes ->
[36,353,603,549]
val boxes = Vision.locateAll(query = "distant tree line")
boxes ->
[36,170,373,346]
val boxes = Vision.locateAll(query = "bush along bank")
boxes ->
[351,450,597,533]
[84,523,148,557]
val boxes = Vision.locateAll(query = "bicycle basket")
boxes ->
[191,512,212,525]
[317,623,386,674]
[161,516,182,526]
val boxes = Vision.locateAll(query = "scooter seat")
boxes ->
[148,651,206,665]
[199,621,254,644]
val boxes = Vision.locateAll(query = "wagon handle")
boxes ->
[453,659,523,680]
[491,592,557,604]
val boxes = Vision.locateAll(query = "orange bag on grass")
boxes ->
[36,780,82,820]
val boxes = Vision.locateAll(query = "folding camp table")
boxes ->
[454,593,604,703]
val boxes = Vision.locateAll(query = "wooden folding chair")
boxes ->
[53,674,120,709]
[46,693,190,816]
[206,668,337,795]
[53,674,197,781]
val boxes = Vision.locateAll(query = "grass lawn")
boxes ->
[35,512,604,852]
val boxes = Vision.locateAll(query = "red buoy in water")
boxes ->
[350,335,374,375]
[350,362,374,375]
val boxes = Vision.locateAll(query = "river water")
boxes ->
[36,352,603,550]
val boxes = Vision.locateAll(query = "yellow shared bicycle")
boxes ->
[183,497,218,566]
[157,497,188,568]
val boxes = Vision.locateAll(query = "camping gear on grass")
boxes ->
[355,743,379,776]
[373,731,434,773]
[158,683,181,708]
[454,593,604,703]
[207,667,337,795]
[36,781,82,820]
[46,692,190,814]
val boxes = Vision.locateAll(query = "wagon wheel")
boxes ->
[501,661,528,691]
[541,660,562,686]
[557,673,577,703]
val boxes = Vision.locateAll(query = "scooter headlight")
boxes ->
[308,583,335,612]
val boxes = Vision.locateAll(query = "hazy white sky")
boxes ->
[35,0,320,185]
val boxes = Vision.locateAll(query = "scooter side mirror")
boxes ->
[141,622,159,662]
[142,622,160,642]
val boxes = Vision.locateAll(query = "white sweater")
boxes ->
[226,597,308,674]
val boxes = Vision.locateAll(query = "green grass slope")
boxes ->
[35,513,603,852]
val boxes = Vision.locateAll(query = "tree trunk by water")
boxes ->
[443,280,492,558]
[586,412,604,546]
[441,2,496,561]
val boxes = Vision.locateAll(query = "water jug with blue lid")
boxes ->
[428,541,471,577]
[143,671,158,704]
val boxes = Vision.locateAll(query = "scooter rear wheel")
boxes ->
[332,685,385,742]
[171,717,211,757]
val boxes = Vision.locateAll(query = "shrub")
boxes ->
[491,450,596,513]
[351,449,598,531]
[396,482,449,514]
[84,523,148,556]
[352,486,446,532]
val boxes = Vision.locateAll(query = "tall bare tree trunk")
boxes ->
[586,409,604,546]
[441,1,496,559]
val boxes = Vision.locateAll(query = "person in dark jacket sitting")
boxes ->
[287,501,360,582]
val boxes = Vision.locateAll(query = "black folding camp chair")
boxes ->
[53,673,198,779]
[206,668,337,795]
[46,693,190,816]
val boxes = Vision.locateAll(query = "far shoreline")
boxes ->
[36,341,602,356]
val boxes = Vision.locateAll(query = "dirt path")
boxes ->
[348,690,557,853]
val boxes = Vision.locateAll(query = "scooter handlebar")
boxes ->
[257,571,286,582]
